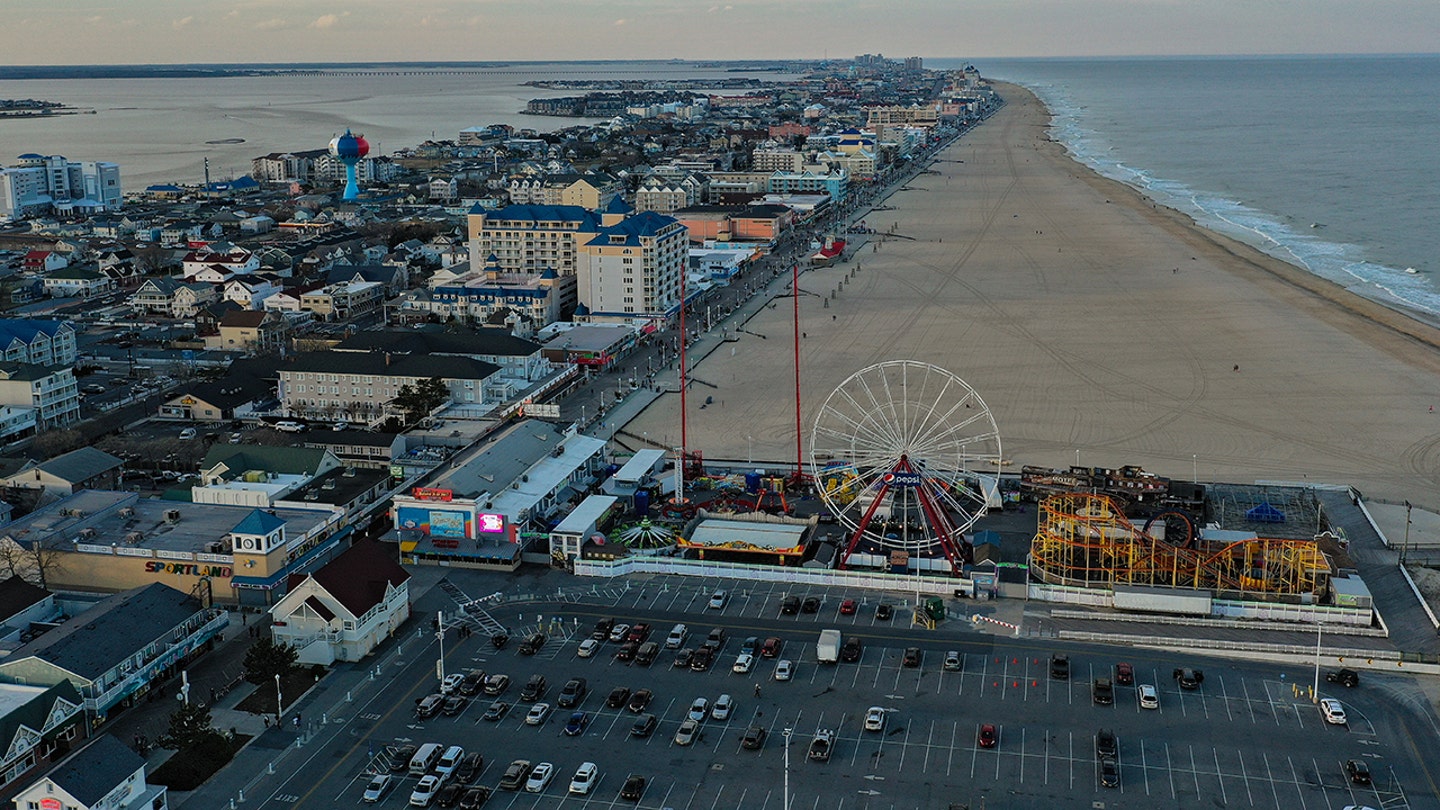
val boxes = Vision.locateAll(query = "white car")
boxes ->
[1138,684,1159,710]
[362,773,392,803]
[1321,697,1347,725]
[774,659,794,681]
[711,693,734,721]
[524,761,555,793]
[665,623,688,649]
[708,590,728,609]
[525,702,551,725]
[577,638,600,658]
[674,718,701,745]
[409,775,443,807]
[687,697,709,722]
[440,673,464,694]
[608,623,632,643]
[732,653,754,673]
[569,761,599,795]
[864,706,886,732]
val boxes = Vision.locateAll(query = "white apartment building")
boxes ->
[576,211,687,321]
[0,154,121,220]
[0,363,79,430]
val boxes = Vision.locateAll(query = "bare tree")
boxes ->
[0,534,69,590]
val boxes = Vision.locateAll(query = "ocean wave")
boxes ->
[1020,80,1440,318]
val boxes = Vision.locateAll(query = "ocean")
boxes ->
[958,55,1440,320]
[4,56,1437,320]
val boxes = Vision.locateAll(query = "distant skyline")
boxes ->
[6,0,1439,66]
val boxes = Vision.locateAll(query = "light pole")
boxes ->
[274,673,283,725]
[1312,621,1322,703]
[781,727,792,810]
[435,610,446,683]
[747,435,753,465]
[1193,454,1198,484]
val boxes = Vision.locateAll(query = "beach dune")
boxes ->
[623,83,1440,504]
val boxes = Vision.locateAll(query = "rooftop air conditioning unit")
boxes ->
[78,528,97,539]
[119,507,135,519]
[164,509,181,523]
[125,532,143,544]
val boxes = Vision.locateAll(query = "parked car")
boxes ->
[519,675,546,701]
[1320,698,1348,725]
[780,595,801,614]
[876,603,893,621]
[711,693,734,721]
[1173,667,1204,690]
[1345,759,1371,785]
[944,651,963,671]
[674,718,701,745]
[687,697,710,722]
[740,636,759,656]
[977,723,998,749]
[615,641,640,661]
[608,623,631,642]
[801,596,821,613]
[457,787,489,810]
[275,420,306,433]
[387,744,417,773]
[499,760,531,790]
[665,623,688,648]
[454,753,483,784]
[732,653,754,673]
[1050,654,1071,680]
[441,695,469,716]
[458,670,486,696]
[577,638,600,658]
[482,700,509,722]
[440,673,465,694]
[864,706,887,732]
[1096,728,1118,759]
[760,637,783,658]
[672,648,694,668]
[607,686,631,708]
[708,590,728,609]
[630,713,657,737]
[482,674,510,696]
[620,774,647,801]
[1092,678,1114,705]
[1138,684,1159,710]
[808,729,834,761]
[362,774,393,802]
[774,659,794,681]
[627,688,653,713]
[409,775,444,807]
[569,762,599,796]
[563,711,589,736]
[689,647,714,672]
[524,702,551,725]
[518,633,546,655]
[524,762,555,793]
[625,623,651,643]
[903,647,922,668]
[592,617,615,640]
[415,694,445,719]
[1115,662,1135,685]
[741,725,768,749]
[840,636,863,663]
[1099,756,1120,788]
[839,598,858,615]
[433,783,463,809]
[557,677,587,708]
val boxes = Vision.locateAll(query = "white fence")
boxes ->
[1027,582,1114,607]
[573,557,968,596]
[1212,598,1373,627]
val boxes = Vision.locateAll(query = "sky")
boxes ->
[6,0,1440,65]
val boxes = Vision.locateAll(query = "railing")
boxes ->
[573,556,967,596]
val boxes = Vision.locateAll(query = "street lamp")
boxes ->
[435,610,446,683]
[781,727,792,810]
[274,673,283,725]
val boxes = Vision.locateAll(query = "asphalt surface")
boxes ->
[178,568,1440,810]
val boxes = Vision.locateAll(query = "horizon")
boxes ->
[7,0,1440,67]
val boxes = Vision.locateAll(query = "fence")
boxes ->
[1027,582,1114,608]
[1054,629,1440,673]
[572,557,968,596]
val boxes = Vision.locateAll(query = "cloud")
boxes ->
[255,17,288,30]
[310,12,348,29]
[172,16,194,30]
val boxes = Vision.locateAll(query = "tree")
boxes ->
[242,637,298,685]
[160,700,217,750]
[0,535,69,590]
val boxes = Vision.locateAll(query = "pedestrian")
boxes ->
[263,716,271,728]
[294,714,301,729]
[242,613,248,625]
[754,683,762,697]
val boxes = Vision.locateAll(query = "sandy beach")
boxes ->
[623,82,1440,505]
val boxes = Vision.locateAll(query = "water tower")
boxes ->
[328,129,370,201]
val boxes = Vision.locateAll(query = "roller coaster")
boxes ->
[1029,493,1331,600]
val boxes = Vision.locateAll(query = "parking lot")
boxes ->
[259,574,1437,810]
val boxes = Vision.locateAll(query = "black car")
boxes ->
[741,725,768,750]
[593,617,616,640]
[1326,668,1360,687]
[607,686,631,708]
[615,641,639,661]
[1345,759,1371,785]
[441,694,469,716]
[458,786,490,810]
[387,744,417,772]
[1099,756,1120,788]
[415,693,445,719]
[519,674,547,702]
[780,595,801,615]
[620,774,647,801]
[840,636,863,663]
[435,783,464,809]
[801,596,821,613]
[672,648,693,668]
[482,674,510,696]
[690,646,714,672]
[518,633,546,655]
[454,752,484,785]
[557,677,587,708]
[1050,654,1070,680]
[1092,678,1114,705]
[1173,667,1204,690]
[875,603,893,621]
[1095,728,1117,759]
[902,647,921,667]
[630,713,657,737]
[490,633,509,649]
[481,701,509,722]
[459,670,487,696]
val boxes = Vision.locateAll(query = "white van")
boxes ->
[409,742,443,776]
[179,428,197,440]
[435,745,465,777]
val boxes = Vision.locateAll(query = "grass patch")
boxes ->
[234,669,323,715]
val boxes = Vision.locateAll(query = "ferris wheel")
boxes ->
[809,361,1002,574]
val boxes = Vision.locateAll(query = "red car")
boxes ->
[839,599,858,615]
[625,623,650,643]
[977,724,998,749]
[760,637,783,658]
[1115,662,1134,685]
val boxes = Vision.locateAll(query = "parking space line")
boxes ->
[1285,756,1308,810]
[1238,751,1255,806]
[896,720,910,772]
[947,720,958,776]
[922,719,935,773]
[1018,726,1025,784]
[1140,739,1151,795]
[1262,751,1282,809]
[1188,745,1201,798]
[1165,742,1177,799]
[1068,731,1075,792]
[1212,747,1228,806]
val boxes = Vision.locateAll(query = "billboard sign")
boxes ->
[412,487,454,502]
[477,513,505,533]
[397,506,473,539]
[883,472,924,487]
